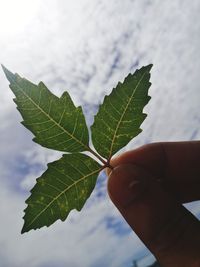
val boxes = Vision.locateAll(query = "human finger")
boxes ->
[107,141,200,203]
[107,163,200,267]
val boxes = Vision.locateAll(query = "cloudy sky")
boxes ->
[0,1,200,267]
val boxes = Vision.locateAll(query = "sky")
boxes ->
[0,0,200,267]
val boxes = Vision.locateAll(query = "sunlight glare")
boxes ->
[0,0,40,36]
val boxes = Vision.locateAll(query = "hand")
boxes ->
[107,141,200,267]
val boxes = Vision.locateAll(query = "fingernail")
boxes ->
[108,164,148,208]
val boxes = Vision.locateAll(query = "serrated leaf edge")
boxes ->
[22,165,101,233]
[2,66,90,152]
[92,65,152,159]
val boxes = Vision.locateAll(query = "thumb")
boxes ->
[107,164,200,267]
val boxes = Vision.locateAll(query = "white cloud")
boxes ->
[0,0,200,266]
[0,172,142,267]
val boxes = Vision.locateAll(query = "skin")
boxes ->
[107,141,200,267]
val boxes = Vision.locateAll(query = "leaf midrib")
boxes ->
[108,70,148,158]
[10,76,89,151]
[25,168,101,229]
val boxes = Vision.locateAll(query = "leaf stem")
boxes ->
[87,146,113,170]
[87,146,107,164]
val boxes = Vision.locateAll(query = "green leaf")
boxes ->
[2,63,153,233]
[22,153,101,233]
[91,65,152,159]
[2,65,89,153]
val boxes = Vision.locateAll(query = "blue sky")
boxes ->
[0,1,200,266]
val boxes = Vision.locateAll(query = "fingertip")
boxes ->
[107,164,149,208]
[105,166,112,177]
[107,163,200,266]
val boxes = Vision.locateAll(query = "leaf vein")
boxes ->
[108,71,148,158]
[10,77,89,150]
[25,168,100,229]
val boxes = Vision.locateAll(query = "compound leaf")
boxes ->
[91,65,152,159]
[22,153,101,233]
[2,63,153,233]
[2,65,89,153]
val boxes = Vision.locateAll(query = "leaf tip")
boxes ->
[146,63,153,71]
[1,64,16,82]
[1,63,6,70]
[1,64,9,75]
[21,224,27,234]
